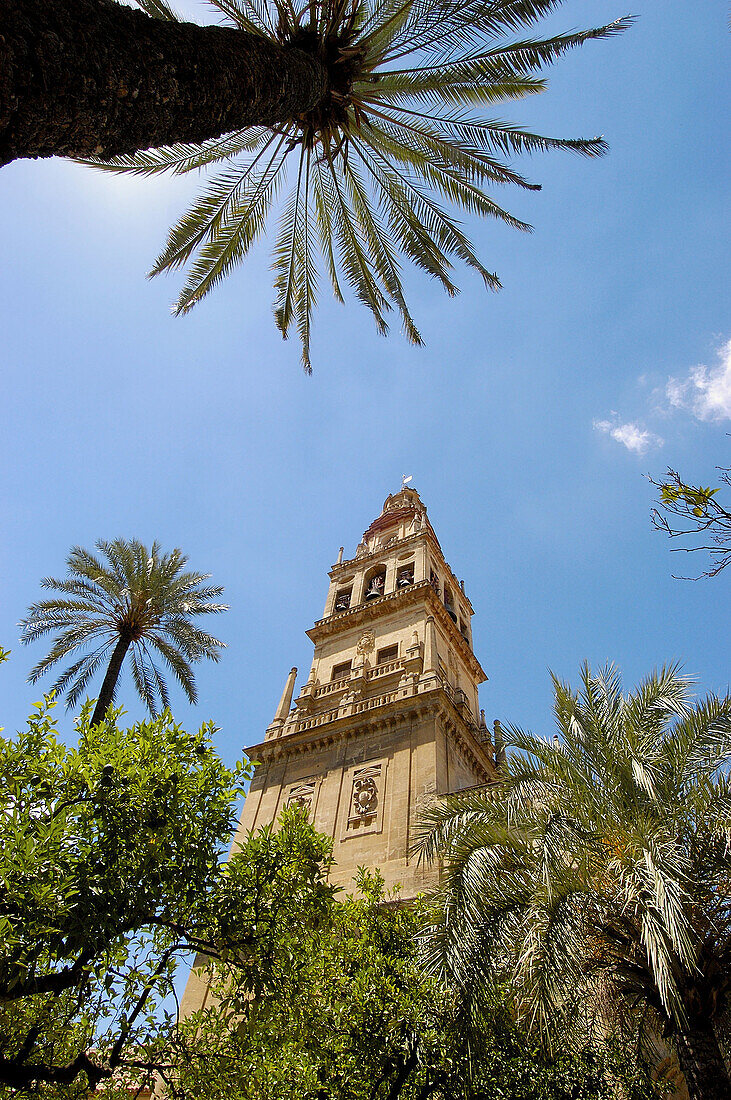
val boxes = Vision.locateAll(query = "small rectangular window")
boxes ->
[376,644,398,665]
[332,660,352,681]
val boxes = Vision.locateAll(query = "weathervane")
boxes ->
[401,474,413,489]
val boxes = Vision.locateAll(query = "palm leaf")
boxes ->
[82,130,270,177]
[174,139,290,312]
[87,0,630,370]
[22,539,228,717]
[133,0,180,20]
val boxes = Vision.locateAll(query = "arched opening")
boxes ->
[397,562,414,588]
[334,587,352,612]
[364,565,387,601]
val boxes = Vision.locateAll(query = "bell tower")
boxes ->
[230,485,498,896]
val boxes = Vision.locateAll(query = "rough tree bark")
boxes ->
[675,1025,731,1100]
[91,633,130,725]
[0,0,328,166]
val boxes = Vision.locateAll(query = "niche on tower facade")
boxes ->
[397,562,415,587]
[363,564,387,600]
[285,777,321,818]
[342,761,386,838]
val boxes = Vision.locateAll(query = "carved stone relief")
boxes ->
[346,763,383,832]
[286,779,317,816]
[357,630,375,656]
[353,773,378,817]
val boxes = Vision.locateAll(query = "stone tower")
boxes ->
[230,485,497,896]
[181,486,497,1014]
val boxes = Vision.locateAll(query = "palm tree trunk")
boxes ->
[91,635,130,726]
[0,0,328,165]
[675,1026,731,1100]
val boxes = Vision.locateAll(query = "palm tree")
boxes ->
[1,0,328,165]
[19,539,228,725]
[2,0,630,372]
[415,665,731,1100]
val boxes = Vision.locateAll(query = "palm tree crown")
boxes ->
[92,0,630,371]
[416,664,731,1100]
[20,539,228,724]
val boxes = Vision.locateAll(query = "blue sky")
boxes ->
[1,1,729,771]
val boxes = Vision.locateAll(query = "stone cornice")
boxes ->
[329,529,428,578]
[246,684,497,785]
[307,580,486,682]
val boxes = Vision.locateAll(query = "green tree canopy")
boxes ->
[19,538,228,725]
[416,664,731,1100]
[0,675,339,1094]
[0,651,654,1099]
[172,868,648,1100]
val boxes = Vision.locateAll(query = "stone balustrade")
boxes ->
[285,672,479,738]
[313,676,350,698]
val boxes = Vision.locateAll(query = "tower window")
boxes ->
[396,563,414,588]
[331,660,352,681]
[376,644,398,665]
[429,569,441,597]
[459,617,469,642]
[364,565,387,600]
[334,587,352,612]
[444,585,458,623]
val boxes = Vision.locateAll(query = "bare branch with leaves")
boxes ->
[649,465,731,579]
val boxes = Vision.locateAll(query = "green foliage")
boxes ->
[0,680,654,1099]
[650,465,731,578]
[0,693,252,1092]
[88,0,631,371]
[172,864,650,1099]
[659,483,719,516]
[19,538,228,719]
[416,664,731,1090]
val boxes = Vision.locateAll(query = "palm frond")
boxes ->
[323,147,392,334]
[274,142,309,345]
[173,139,290,311]
[146,634,196,699]
[83,129,270,177]
[22,539,228,717]
[133,0,181,20]
[342,155,422,344]
[312,156,345,303]
[87,0,629,369]
[206,0,274,34]
[64,643,117,709]
[131,648,158,715]
[418,663,731,1041]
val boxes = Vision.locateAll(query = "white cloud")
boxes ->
[593,417,663,456]
[666,339,731,422]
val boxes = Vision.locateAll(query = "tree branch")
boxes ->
[649,466,731,579]
[0,950,95,1002]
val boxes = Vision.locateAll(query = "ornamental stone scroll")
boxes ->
[342,760,386,838]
